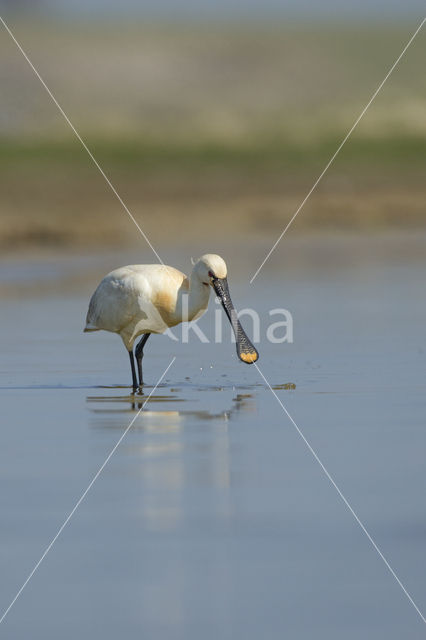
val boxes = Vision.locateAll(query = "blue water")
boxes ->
[1,235,426,638]
[12,0,426,20]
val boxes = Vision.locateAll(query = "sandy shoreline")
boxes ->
[1,162,425,253]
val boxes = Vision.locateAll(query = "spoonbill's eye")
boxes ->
[208,270,214,278]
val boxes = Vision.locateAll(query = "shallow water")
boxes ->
[1,235,426,638]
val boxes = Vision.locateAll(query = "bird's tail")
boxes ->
[83,324,99,333]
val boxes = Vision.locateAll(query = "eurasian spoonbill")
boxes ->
[84,254,259,390]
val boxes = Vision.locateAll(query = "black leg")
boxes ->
[128,350,138,392]
[135,333,150,387]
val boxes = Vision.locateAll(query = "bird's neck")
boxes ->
[178,275,210,321]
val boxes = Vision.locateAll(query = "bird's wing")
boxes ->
[85,270,142,332]
[85,264,189,334]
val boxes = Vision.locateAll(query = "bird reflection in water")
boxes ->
[85,388,259,534]
[87,388,256,420]
[85,388,257,532]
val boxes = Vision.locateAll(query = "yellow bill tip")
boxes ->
[239,352,258,364]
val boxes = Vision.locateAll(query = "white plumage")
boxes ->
[84,254,258,389]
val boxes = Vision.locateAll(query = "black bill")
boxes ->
[212,277,259,364]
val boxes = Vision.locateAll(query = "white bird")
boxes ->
[84,254,259,390]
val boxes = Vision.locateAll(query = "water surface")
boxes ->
[1,234,426,638]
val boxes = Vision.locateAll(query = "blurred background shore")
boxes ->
[0,11,425,255]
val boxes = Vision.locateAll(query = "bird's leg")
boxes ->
[128,350,138,393]
[135,334,150,388]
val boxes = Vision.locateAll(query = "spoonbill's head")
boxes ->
[194,254,259,365]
